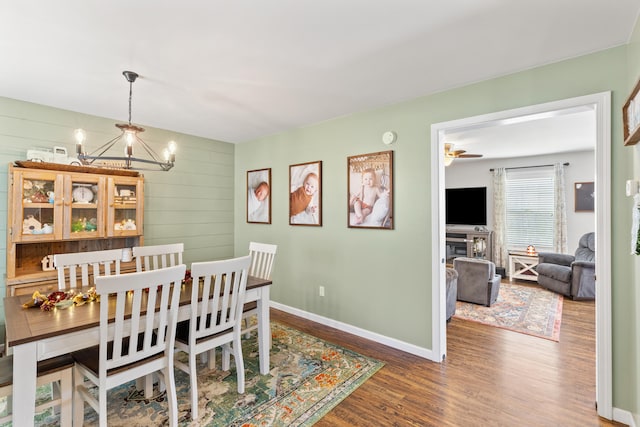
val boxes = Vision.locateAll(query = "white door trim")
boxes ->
[430,91,612,419]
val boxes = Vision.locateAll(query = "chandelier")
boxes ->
[75,71,176,171]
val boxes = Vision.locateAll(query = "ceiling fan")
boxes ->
[444,143,483,166]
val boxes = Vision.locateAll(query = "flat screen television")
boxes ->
[445,186,487,225]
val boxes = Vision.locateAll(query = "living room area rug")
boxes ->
[453,281,563,341]
[14,322,383,427]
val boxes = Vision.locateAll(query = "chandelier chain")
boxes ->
[128,79,133,126]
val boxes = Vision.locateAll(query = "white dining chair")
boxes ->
[42,248,124,426]
[0,354,74,426]
[132,242,184,396]
[174,255,251,421]
[133,243,184,272]
[243,242,277,337]
[53,248,123,290]
[72,264,186,427]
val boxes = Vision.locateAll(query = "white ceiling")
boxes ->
[443,106,597,160]
[1,1,639,144]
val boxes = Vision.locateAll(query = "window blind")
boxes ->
[505,168,555,249]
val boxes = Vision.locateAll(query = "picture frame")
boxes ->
[574,181,595,212]
[347,150,393,229]
[289,161,322,226]
[246,168,272,224]
[622,76,640,145]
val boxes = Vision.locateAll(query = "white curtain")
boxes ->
[554,163,568,253]
[492,168,508,269]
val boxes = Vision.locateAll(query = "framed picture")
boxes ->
[247,168,271,223]
[347,150,393,229]
[575,181,595,212]
[289,161,322,226]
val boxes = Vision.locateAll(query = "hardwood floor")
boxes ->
[271,287,626,426]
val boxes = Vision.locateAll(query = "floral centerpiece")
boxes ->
[22,288,99,311]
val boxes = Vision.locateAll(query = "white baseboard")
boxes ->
[613,407,636,426]
[270,301,437,361]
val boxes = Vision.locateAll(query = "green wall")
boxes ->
[0,97,236,316]
[235,46,637,417]
[626,16,640,426]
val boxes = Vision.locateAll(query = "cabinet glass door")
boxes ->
[107,177,143,237]
[64,175,105,239]
[471,236,488,258]
[14,171,63,242]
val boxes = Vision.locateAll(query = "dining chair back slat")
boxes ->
[133,243,184,272]
[54,249,123,290]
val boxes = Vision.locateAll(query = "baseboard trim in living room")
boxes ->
[270,301,435,361]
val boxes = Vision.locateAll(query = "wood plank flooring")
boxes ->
[271,284,625,426]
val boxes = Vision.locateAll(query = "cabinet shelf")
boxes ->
[23,203,54,209]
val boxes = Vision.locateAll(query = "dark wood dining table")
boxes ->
[4,275,272,427]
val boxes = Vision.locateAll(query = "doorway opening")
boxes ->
[430,92,612,419]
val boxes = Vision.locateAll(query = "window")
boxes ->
[505,168,555,249]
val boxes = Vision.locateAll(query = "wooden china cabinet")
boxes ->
[5,162,144,296]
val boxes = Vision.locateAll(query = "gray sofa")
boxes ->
[446,268,458,322]
[536,232,595,300]
[453,257,501,307]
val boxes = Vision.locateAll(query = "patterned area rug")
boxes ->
[8,322,383,427]
[454,282,563,341]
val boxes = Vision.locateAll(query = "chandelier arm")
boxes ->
[134,135,165,162]
[78,134,124,165]
[86,134,123,158]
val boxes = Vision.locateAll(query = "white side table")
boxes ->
[508,252,539,282]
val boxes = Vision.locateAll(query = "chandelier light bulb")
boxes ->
[125,130,135,145]
[74,128,86,144]
[125,138,134,157]
[74,128,86,155]
[167,140,177,162]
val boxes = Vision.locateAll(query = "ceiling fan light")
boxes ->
[444,156,454,167]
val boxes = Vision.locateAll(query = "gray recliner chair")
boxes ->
[453,257,501,307]
[536,232,595,300]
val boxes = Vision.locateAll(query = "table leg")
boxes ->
[13,342,37,427]
[256,287,270,375]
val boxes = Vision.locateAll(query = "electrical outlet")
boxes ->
[319,286,325,297]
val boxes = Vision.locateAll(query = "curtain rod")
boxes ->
[489,162,569,172]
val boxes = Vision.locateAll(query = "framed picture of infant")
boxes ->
[347,150,393,229]
[289,160,322,226]
[247,168,271,224]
